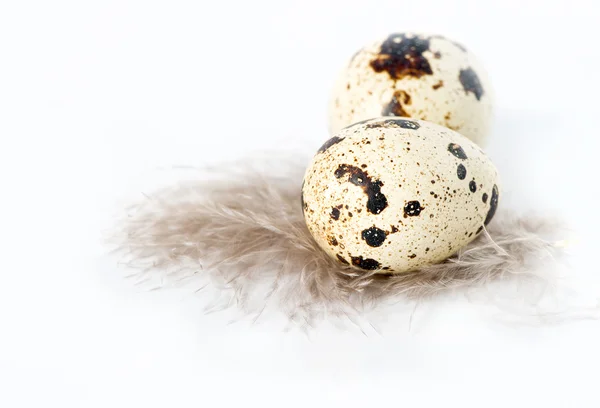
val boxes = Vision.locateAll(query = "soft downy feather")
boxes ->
[112,156,594,329]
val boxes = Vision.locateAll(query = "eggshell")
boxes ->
[302,117,500,273]
[328,33,493,146]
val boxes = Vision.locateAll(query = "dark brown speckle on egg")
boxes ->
[448,143,468,160]
[369,33,433,80]
[459,67,484,101]
[484,185,499,225]
[334,164,388,214]
[381,90,412,118]
[351,256,381,270]
[336,254,349,265]
[469,180,477,193]
[318,136,345,153]
[366,118,420,130]
[361,226,387,247]
[457,164,467,180]
[432,80,444,90]
[331,206,341,220]
[404,200,422,217]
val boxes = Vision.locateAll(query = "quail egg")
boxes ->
[328,33,493,146]
[302,117,500,273]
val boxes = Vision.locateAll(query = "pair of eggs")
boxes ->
[302,33,500,274]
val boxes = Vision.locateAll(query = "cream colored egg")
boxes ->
[302,117,500,273]
[328,33,493,146]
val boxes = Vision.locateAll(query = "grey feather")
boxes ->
[112,157,590,328]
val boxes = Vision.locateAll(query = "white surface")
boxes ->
[1,1,599,407]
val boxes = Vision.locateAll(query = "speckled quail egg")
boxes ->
[302,117,500,273]
[328,33,493,146]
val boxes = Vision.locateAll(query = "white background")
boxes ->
[1,1,600,407]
